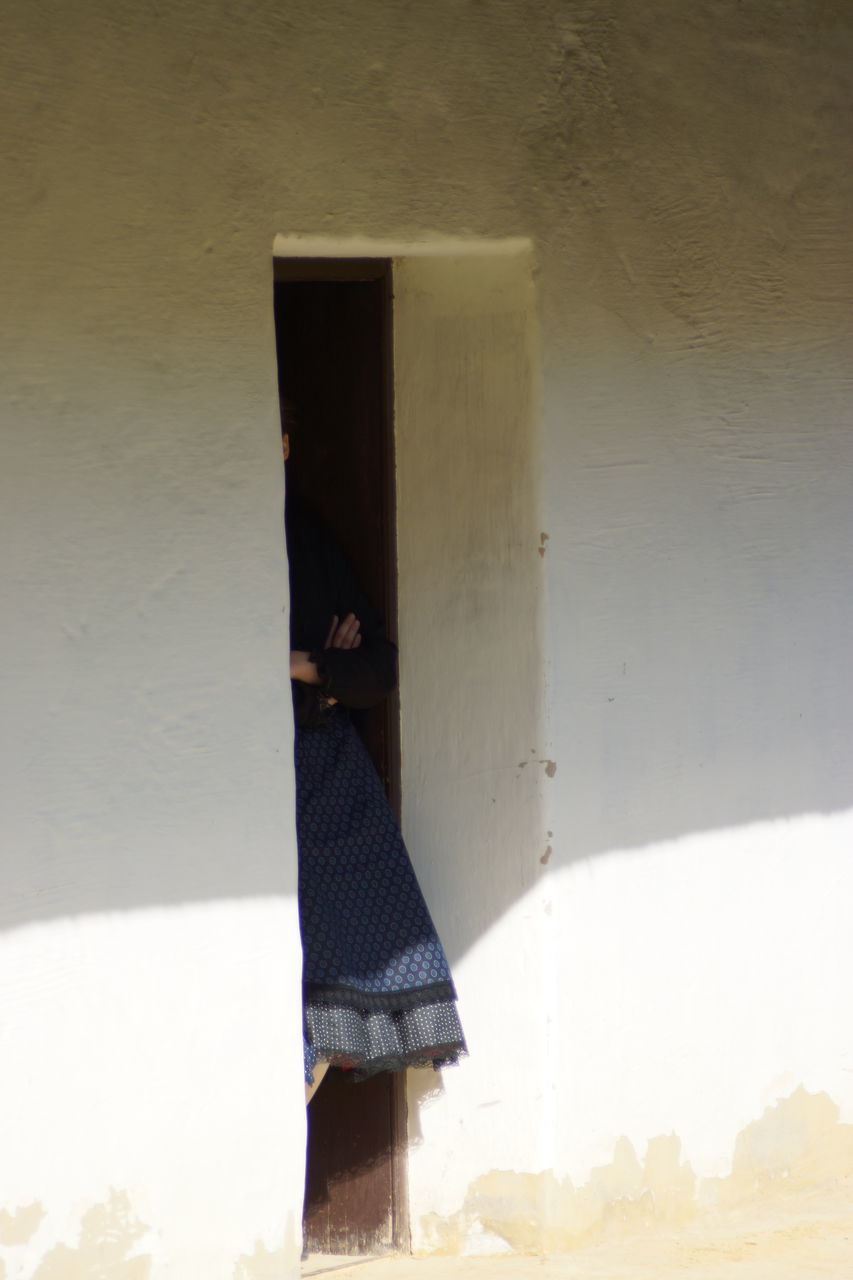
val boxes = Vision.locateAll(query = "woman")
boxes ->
[284,429,466,1102]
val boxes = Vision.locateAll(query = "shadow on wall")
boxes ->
[542,459,853,866]
[4,248,853,979]
[1,0,851,983]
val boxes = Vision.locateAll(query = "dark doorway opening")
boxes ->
[273,258,408,1255]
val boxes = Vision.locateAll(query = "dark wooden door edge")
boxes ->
[390,1070,411,1252]
[378,265,401,823]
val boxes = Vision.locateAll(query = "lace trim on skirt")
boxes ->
[304,994,466,1083]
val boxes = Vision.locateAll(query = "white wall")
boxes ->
[3,0,852,1268]
[535,2,853,1247]
[2,7,307,1275]
[393,252,545,1250]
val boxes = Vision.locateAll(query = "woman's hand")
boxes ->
[290,650,320,683]
[290,615,360,700]
[324,613,362,650]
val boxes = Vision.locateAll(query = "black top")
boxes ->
[286,498,398,727]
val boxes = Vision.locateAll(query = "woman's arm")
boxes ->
[312,556,398,710]
[287,511,397,712]
[291,612,361,685]
[290,650,322,684]
[309,610,397,710]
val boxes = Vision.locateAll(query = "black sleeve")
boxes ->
[309,546,398,710]
[292,681,332,730]
[311,637,398,709]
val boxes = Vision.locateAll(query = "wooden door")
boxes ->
[273,260,407,1254]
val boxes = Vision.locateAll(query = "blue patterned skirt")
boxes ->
[296,710,466,1083]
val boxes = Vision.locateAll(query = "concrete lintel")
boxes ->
[272,234,533,260]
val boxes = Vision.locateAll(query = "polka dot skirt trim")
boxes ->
[304,997,467,1083]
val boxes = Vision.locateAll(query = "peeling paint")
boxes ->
[0,1202,44,1246]
[418,1087,853,1257]
[419,1134,696,1255]
[233,1216,298,1279]
[233,1241,290,1279]
[706,1086,853,1207]
[31,1191,150,1279]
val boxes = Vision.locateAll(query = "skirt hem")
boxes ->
[304,994,467,1084]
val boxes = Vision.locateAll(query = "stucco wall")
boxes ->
[393,252,544,1245]
[3,0,852,1272]
[2,4,308,1276]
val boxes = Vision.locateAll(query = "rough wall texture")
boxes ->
[392,251,545,1234]
[2,0,852,1271]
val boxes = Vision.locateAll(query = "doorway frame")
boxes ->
[274,234,541,1255]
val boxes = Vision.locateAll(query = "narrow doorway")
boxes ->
[273,258,408,1255]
